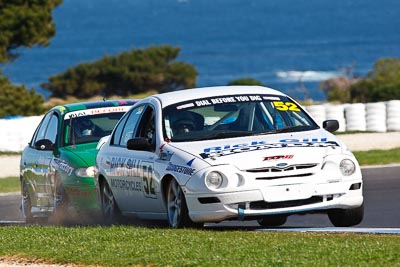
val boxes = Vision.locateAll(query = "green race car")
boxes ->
[20,99,136,223]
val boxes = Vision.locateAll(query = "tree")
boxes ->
[350,58,400,102]
[319,76,354,103]
[42,45,198,98]
[0,72,45,117]
[0,0,62,117]
[228,77,264,86]
[0,0,62,63]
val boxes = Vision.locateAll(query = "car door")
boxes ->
[21,111,59,207]
[106,103,163,215]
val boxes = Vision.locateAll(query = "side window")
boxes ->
[111,113,129,146]
[44,114,59,144]
[136,106,156,151]
[30,112,53,146]
[118,105,145,147]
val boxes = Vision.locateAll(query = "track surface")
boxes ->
[1,166,400,234]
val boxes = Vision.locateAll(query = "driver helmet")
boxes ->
[74,117,95,137]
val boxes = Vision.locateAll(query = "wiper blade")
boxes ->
[193,131,253,141]
[274,125,313,133]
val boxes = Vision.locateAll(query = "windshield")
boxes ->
[163,94,318,142]
[62,111,127,146]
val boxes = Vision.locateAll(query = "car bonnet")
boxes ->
[168,129,346,170]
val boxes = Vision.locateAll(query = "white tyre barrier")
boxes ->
[345,103,366,131]
[366,102,386,132]
[386,100,400,131]
[305,105,326,127]
[0,116,43,152]
[325,104,346,132]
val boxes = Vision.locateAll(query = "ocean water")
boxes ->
[2,0,400,101]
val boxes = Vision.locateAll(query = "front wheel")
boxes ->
[52,174,69,224]
[328,204,364,227]
[166,179,200,228]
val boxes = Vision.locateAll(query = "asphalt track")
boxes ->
[1,165,400,234]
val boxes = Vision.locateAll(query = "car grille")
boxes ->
[245,163,318,180]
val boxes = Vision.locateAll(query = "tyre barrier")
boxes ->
[304,100,399,134]
[1,101,399,152]
[386,100,400,131]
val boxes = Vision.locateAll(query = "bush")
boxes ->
[0,73,45,117]
[42,45,198,98]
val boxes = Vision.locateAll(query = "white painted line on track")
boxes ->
[259,227,400,234]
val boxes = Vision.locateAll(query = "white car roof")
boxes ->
[149,85,288,107]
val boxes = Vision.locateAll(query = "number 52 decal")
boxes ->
[273,101,301,112]
[142,162,157,199]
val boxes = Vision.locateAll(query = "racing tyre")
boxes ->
[257,215,287,227]
[53,174,69,224]
[166,179,201,228]
[21,178,34,223]
[101,180,122,225]
[327,204,364,227]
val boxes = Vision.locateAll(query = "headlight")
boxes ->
[340,159,356,176]
[205,171,223,189]
[75,166,95,177]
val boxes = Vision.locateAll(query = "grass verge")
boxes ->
[0,226,399,266]
[0,177,19,193]
[354,147,400,166]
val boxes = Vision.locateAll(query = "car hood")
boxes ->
[168,129,347,170]
[62,143,99,167]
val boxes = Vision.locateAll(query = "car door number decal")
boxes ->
[142,162,156,199]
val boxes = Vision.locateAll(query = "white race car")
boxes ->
[95,86,363,228]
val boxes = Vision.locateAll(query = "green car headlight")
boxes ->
[339,159,356,176]
[75,166,95,177]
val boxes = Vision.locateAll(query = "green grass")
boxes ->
[354,147,400,166]
[0,177,19,193]
[0,226,399,266]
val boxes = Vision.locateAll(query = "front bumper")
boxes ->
[185,179,363,223]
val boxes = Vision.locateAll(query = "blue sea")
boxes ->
[2,0,400,101]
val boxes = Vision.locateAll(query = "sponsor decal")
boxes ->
[111,178,142,192]
[264,155,294,161]
[193,95,263,107]
[166,162,196,176]
[106,157,142,177]
[64,106,130,120]
[186,158,195,166]
[200,138,339,159]
[53,158,74,176]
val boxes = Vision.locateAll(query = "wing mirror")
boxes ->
[127,138,153,151]
[34,139,55,151]
[323,120,339,133]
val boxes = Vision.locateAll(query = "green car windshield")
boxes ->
[163,94,318,142]
[63,112,126,146]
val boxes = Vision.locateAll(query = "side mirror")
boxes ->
[322,120,339,133]
[34,139,55,151]
[127,138,152,151]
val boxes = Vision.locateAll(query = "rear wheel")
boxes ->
[166,179,201,228]
[328,204,364,227]
[257,215,287,227]
[101,180,121,224]
[21,179,33,223]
